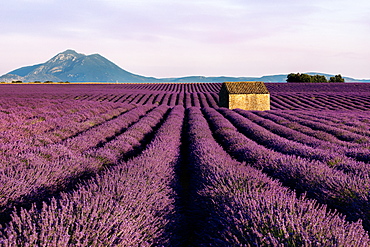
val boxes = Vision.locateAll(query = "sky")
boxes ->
[1,0,369,79]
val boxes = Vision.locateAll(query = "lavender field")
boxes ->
[1,83,370,246]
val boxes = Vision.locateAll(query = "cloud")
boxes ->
[0,0,317,43]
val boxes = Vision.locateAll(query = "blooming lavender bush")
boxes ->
[184,107,370,246]
[202,107,370,230]
[1,83,370,245]
[0,106,185,246]
[0,104,167,222]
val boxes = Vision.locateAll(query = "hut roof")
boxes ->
[222,81,269,94]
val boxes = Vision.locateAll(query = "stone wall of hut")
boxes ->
[228,94,270,111]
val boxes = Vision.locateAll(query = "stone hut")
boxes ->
[219,81,270,111]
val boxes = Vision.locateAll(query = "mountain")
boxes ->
[1,50,369,82]
[0,50,158,82]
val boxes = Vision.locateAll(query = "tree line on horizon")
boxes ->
[286,73,345,83]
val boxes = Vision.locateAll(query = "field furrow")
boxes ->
[2,82,370,245]
[203,107,370,231]
[0,105,168,225]
[183,107,369,245]
[0,106,185,246]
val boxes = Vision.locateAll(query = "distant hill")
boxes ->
[1,50,369,82]
[160,73,369,83]
[160,74,291,83]
[1,50,158,82]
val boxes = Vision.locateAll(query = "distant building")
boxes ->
[219,81,270,111]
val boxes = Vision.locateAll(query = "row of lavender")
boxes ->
[2,82,370,94]
[0,99,164,218]
[185,107,369,245]
[2,83,370,110]
[3,92,370,110]
[205,108,370,228]
[1,97,370,244]
[55,92,370,110]
[1,104,184,246]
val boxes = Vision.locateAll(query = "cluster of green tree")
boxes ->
[286,73,345,83]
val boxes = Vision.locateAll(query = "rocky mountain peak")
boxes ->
[49,50,84,64]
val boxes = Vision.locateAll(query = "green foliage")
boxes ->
[11,80,23,83]
[329,74,345,82]
[312,75,327,83]
[286,73,301,82]
[287,73,345,83]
